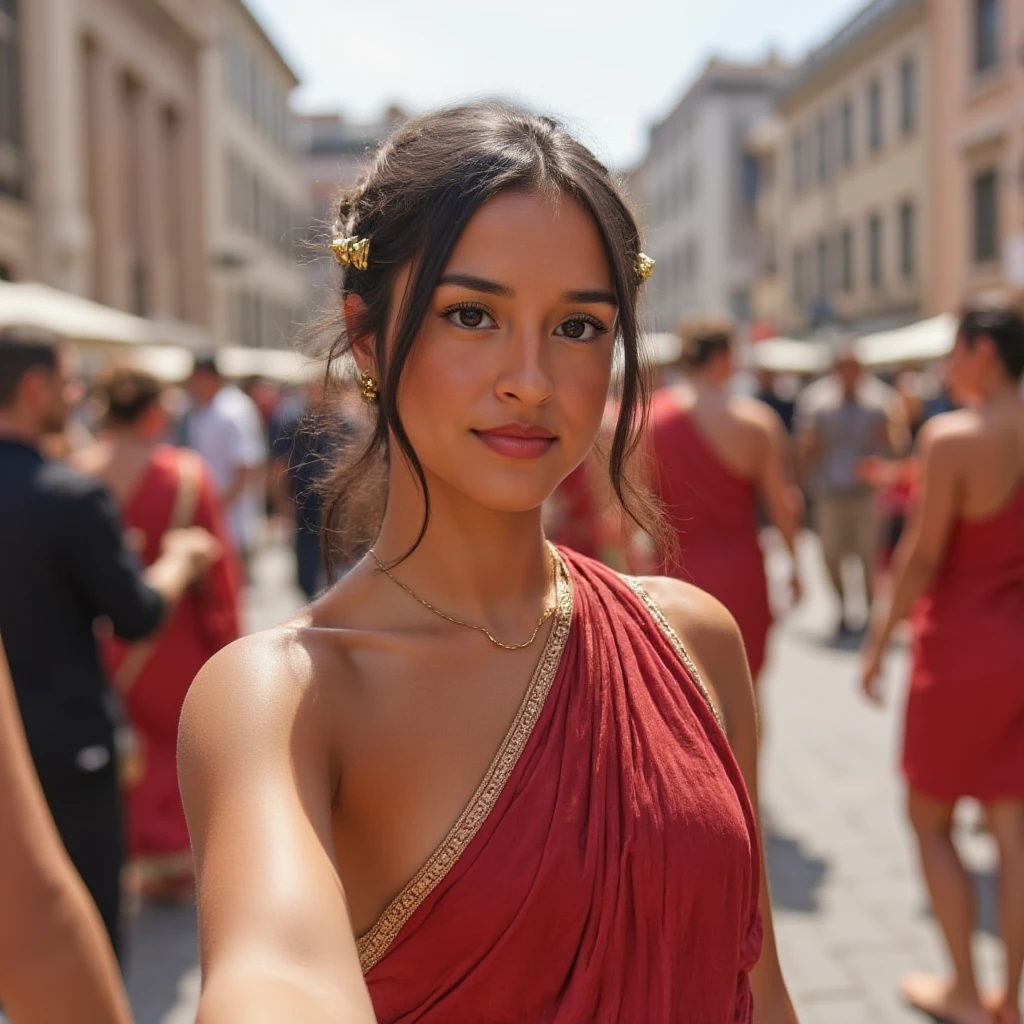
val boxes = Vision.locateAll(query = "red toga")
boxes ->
[106,445,242,862]
[650,392,773,679]
[905,481,1024,801]
[361,547,762,1022]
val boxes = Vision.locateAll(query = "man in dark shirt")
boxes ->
[0,328,217,956]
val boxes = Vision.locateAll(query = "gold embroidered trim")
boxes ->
[355,547,574,974]
[622,576,723,728]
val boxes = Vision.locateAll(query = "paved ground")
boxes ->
[124,535,1002,1023]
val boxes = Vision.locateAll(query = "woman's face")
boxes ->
[387,190,618,514]
[945,333,982,402]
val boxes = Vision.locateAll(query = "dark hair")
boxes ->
[0,327,59,407]
[319,101,666,568]
[191,353,220,376]
[96,367,163,426]
[959,293,1024,380]
[677,314,735,368]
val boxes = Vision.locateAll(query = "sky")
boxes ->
[246,0,867,170]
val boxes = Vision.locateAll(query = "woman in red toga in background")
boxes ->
[178,104,797,1022]
[650,317,803,687]
[862,297,1024,1024]
[77,369,241,899]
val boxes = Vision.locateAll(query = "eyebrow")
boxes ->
[437,274,618,307]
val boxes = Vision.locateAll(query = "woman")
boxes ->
[861,297,1024,1024]
[180,103,796,1023]
[77,368,241,899]
[0,631,132,1024]
[650,316,803,684]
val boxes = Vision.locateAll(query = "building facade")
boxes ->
[13,0,210,324]
[0,0,29,281]
[204,0,305,348]
[635,56,789,332]
[764,0,930,337]
[929,0,1024,309]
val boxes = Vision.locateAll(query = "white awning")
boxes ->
[747,337,830,375]
[855,314,957,368]
[0,281,211,349]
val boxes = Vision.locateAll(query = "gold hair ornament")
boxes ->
[636,253,655,282]
[358,371,379,404]
[331,235,370,271]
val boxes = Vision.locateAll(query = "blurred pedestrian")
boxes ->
[75,368,242,902]
[269,376,359,598]
[179,104,796,1023]
[0,327,219,956]
[755,366,796,434]
[796,341,908,636]
[0,630,133,1024]
[651,315,804,687]
[861,296,1024,1024]
[182,355,266,576]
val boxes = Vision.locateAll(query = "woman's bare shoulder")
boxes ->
[178,617,346,772]
[636,575,743,654]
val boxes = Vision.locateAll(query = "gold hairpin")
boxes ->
[636,253,655,281]
[331,235,370,271]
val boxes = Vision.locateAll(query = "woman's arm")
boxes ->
[860,418,961,702]
[641,578,799,1024]
[0,633,132,1024]
[178,634,377,1024]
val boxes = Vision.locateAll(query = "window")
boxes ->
[974,0,1001,75]
[740,152,759,205]
[867,79,883,153]
[816,115,828,183]
[0,0,25,200]
[972,168,999,263]
[899,200,916,278]
[840,98,854,166]
[899,57,917,136]
[792,250,804,304]
[868,214,883,289]
[730,288,751,323]
[792,135,803,194]
[816,235,828,300]
[840,226,854,292]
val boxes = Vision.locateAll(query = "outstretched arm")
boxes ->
[179,636,376,1024]
[0,633,132,1024]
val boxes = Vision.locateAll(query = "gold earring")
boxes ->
[358,371,379,404]
[636,253,655,281]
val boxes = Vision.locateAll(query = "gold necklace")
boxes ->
[369,548,558,651]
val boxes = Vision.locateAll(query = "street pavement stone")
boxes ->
[123,535,1001,1022]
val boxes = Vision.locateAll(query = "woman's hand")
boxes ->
[859,633,886,705]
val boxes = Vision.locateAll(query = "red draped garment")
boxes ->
[361,547,762,1023]
[105,445,241,863]
[650,392,773,680]
[904,480,1024,802]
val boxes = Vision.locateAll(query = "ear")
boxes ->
[343,294,376,375]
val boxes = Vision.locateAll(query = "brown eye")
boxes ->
[444,305,495,329]
[555,317,604,342]
[561,319,587,339]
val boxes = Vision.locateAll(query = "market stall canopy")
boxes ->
[855,314,957,368]
[746,336,830,375]
[0,281,210,349]
[215,345,318,383]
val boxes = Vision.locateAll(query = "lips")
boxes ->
[473,423,557,460]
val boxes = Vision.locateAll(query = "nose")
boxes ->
[495,328,554,408]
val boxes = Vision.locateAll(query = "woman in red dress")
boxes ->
[862,297,1024,1024]
[77,369,241,898]
[179,103,796,1022]
[651,317,803,685]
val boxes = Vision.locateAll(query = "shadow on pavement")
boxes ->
[764,824,830,914]
[125,901,199,1024]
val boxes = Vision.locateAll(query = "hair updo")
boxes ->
[959,292,1024,381]
[319,101,665,569]
[96,367,163,427]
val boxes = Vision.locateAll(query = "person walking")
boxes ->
[650,315,803,687]
[796,341,908,636]
[183,355,266,575]
[0,328,219,956]
[861,296,1024,1024]
[179,103,797,1023]
[0,630,133,1024]
[75,367,242,901]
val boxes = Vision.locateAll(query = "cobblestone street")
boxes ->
[126,535,1002,1023]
